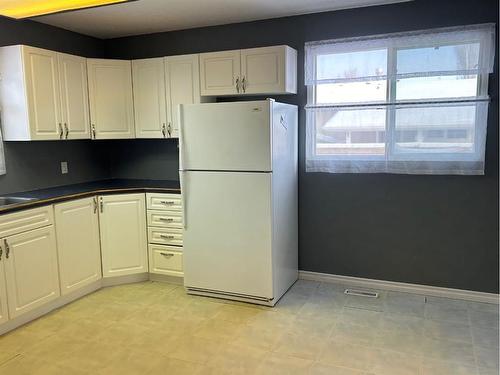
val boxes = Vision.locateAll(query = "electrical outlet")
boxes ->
[61,161,68,174]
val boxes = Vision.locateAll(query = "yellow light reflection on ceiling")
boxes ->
[0,0,130,19]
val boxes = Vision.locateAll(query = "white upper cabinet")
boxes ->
[199,50,240,96]
[99,193,148,278]
[0,45,63,140]
[58,53,90,139]
[165,54,201,138]
[199,45,297,96]
[133,54,202,139]
[132,58,167,139]
[23,47,62,140]
[241,46,297,95]
[55,197,102,296]
[87,59,135,139]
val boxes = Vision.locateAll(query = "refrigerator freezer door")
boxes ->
[182,171,273,299]
[179,100,272,172]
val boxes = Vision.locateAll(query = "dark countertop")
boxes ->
[0,179,181,214]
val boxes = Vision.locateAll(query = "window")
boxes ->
[305,24,495,174]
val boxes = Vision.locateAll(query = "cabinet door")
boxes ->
[99,194,148,277]
[165,54,201,138]
[132,58,168,139]
[54,197,101,296]
[3,226,60,319]
[58,53,90,139]
[199,50,240,96]
[0,258,8,324]
[240,46,286,94]
[22,46,62,140]
[87,59,135,139]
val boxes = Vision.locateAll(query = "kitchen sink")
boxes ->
[0,196,35,206]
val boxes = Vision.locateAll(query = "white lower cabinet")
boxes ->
[99,193,148,277]
[3,226,60,319]
[149,244,183,277]
[55,197,102,296]
[146,192,183,277]
[0,260,8,324]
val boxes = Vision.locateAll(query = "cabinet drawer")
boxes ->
[149,245,183,276]
[148,227,183,246]
[146,193,182,211]
[0,206,54,238]
[147,210,183,228]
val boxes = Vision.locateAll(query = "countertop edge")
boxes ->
[0,186,181,215]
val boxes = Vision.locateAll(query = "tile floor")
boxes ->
[0,280,498,375]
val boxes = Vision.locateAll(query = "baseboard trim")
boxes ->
[102,273,149,287]
[149,273,184,285]
[299,270,500,304]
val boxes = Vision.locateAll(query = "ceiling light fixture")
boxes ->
[0,0,133,19]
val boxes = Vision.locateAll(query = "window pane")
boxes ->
[394,104,477,155]
[314,108,386,155]
[397,43,481,76]
[316,49,387,82]
[316,80,387,104]
[396,75,478,100]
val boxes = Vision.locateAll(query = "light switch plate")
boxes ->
[61,161,68,174]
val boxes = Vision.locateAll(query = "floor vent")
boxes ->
[344,289,379,298]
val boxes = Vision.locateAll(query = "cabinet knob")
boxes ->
[242,76,246,93]
[91,124,96,139]
[58,123,63,139]
[64,123,69,139]
[162,123,166,138]
[159,252,174,258]
[235,77,240,93]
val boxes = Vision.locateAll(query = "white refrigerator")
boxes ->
[179,99,298,306]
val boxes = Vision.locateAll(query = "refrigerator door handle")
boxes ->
[178,105,185,171]
[179,171,187,229]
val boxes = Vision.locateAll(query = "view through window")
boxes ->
[305,24,495,174]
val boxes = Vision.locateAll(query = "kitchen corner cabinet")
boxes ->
[0,45,90,141]
[87,59,135,139]
[133,54,201,139]
[55,197,102,296]
[99,193,148,277]
[199,45,297,96]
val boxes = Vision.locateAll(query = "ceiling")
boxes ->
[33,0,412,39]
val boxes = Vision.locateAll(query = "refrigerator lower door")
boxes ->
[182,171,273,301]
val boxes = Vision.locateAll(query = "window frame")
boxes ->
[306,37,491,166]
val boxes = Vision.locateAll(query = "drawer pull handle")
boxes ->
[159,218,174,222]
[160,235,175,239]
[159,201,175,205]
[4,239,9,259]
[159,252,174,258]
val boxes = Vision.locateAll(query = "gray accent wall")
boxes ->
[0,0,497,293]
[0,16,108,195]
[105,0,499,293]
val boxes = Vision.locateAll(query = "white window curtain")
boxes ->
[305,24,496,174]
